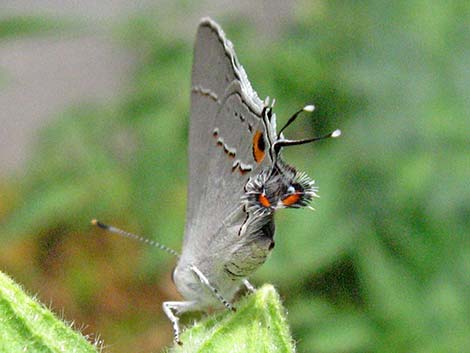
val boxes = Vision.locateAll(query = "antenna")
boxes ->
[278,104,315,138]
[274,129,341,154]
[91,219,180,258]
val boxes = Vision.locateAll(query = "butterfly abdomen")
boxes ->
[224,213,275,279]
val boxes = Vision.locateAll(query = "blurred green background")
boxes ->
[0,1,469,352]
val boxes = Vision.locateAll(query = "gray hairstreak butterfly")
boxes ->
[92,17,340,345]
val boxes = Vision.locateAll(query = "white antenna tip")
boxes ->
[303,104,315,112]
[331,129,342,138]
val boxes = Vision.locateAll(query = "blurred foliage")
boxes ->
[1,1,469,353]
[0,14,78,86]
[0,15,76,40]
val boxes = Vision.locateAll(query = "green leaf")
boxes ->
[0,271,98,353]
[171,284,296,353]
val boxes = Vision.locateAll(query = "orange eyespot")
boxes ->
[252,131,266,163]
[282,193,301,206]
[258,194,271,208]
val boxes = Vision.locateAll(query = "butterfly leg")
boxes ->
[189,264,236,311]
[243,279,256,292]
[162,300,198,345]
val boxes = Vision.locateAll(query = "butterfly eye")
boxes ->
[258,193,271,208]
[281,185,301,207]
[281,193,300,207]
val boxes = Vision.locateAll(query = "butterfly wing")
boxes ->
[183,18,277,263]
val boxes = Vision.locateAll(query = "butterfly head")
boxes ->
[243,161,318,215]
[243,103,340,215]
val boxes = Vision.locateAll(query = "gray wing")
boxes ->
[183,18,277,262]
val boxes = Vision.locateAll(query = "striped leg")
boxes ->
[243,279,256,293]
[162,300,198,345]
[189,264,235,311]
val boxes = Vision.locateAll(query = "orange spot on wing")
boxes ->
[258,194,271,208]
[252,131,266,163]
[282,193,301,206]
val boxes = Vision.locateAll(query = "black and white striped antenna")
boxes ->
[91,219,180,258]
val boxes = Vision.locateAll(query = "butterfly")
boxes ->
[93,17,340,345]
